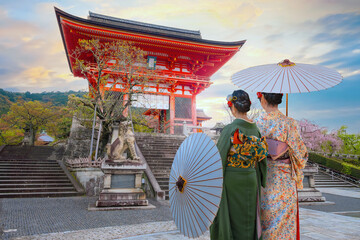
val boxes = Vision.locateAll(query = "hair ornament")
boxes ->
[257,92,262,99]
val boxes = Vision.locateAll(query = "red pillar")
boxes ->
[170,94,175,134]
[191,94,197,132]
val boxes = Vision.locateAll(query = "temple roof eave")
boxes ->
[54,7,246,48]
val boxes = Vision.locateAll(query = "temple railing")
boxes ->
[65,157,105,169]
[182,123,219,139]
[308,161,360,186]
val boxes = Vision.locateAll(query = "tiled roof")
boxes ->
[196,109,211,119]
[88,12,202,40]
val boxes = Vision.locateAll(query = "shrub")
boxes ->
[309,152,360,180]
[342,163,352,175]
[342,158,360,167]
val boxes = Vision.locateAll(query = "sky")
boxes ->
[0,0,359,133]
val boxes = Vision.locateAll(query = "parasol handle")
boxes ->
[286,93,288,116]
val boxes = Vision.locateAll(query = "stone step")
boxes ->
[148,162,173,166]
[155,175,170,182]
[0,172,68,177]
[316,184,356,187]
[0,183,74,188]
[0,160,58,164]
[0,175,69,180]
[315,179,343,183]
[0,169,64,173]
[0,163,61,169]
[136,134,186,200]
[152,168,171,172]
[315,181,354,185]
[144,157,174,161]
[0,191,82,198]
[158,180,169,185]
[0,187,76,193]
[142,154,176,158]
[0,179,72,184]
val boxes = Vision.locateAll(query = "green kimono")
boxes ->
[210,119,267,240]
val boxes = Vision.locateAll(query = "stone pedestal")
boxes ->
[298,165,326,203]
[95,160,148,207]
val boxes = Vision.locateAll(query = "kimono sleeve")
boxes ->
[287,119,308,170]
[216,125,234,174]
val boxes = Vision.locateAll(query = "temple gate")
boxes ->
[55,8,245,134]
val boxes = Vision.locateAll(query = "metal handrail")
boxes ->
[309,161,360,186]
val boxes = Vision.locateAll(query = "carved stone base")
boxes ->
[94,160,149,209]
[298,165,326,203]
[298,188,326,202]
[96,189,148,207]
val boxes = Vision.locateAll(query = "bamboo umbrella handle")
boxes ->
[286,93,288,116]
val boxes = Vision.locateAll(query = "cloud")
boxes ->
[96,0,263,31]
[21,67,54,85]
[310,12,360,77]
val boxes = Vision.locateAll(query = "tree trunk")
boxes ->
[99,125,111,157]
[29,126,37,146]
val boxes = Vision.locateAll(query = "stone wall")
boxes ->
[63,116,94,161]
[72,168,104,196]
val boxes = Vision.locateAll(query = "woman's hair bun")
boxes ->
[262,93,283,105]
[232,90,251,113]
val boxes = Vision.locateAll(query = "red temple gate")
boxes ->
[55,8,245,134]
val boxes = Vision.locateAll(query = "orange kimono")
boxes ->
[256,110,308,240]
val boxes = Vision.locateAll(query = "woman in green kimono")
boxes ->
[210,90,268,240]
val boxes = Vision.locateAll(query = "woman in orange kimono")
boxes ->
[255,92,308,240]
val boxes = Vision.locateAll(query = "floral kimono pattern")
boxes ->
[256,110,308,240]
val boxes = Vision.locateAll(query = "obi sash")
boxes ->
[267,138,290,164]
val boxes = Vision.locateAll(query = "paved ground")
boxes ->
[0,198,172,240]
[301,192,360,213]
[1,187,360,240]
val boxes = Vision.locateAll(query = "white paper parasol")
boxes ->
[169,133,223,238]
[231,59,343,115]
[231,59,342,93]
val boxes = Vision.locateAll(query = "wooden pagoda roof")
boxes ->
[196,109,212,121]
[55,7,246,79]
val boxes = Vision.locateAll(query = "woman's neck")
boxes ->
[263,105,279,113]
[233,111,253,122]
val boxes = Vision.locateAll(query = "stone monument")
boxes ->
[298,164,326,203]
[95,121,149,208]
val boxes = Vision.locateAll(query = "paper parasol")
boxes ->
[169,133,223,238]
[230,59,342,115]
[231,59,342,93]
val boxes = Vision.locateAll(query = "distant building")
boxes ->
[37,130,54,145]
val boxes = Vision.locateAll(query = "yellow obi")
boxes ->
[227,129,268,168]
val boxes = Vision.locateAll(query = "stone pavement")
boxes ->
[1,187,360,240]
[9,208,360,240]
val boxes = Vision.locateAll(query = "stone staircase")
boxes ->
[314,170,357,188]
[0,145,82,198]
[135,133,185,200]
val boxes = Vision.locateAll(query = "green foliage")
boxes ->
[309,152,360,179]
[0,119,23,145]
[337,125,360,155]
[342,158,360,167]
[0,100,73,145]
[0,88,87,116]
[342,163,352,175]
[69,39,156,156]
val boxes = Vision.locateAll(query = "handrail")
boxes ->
[135,142,165,201]
[182,122,213,136]
[309,161,360,186]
